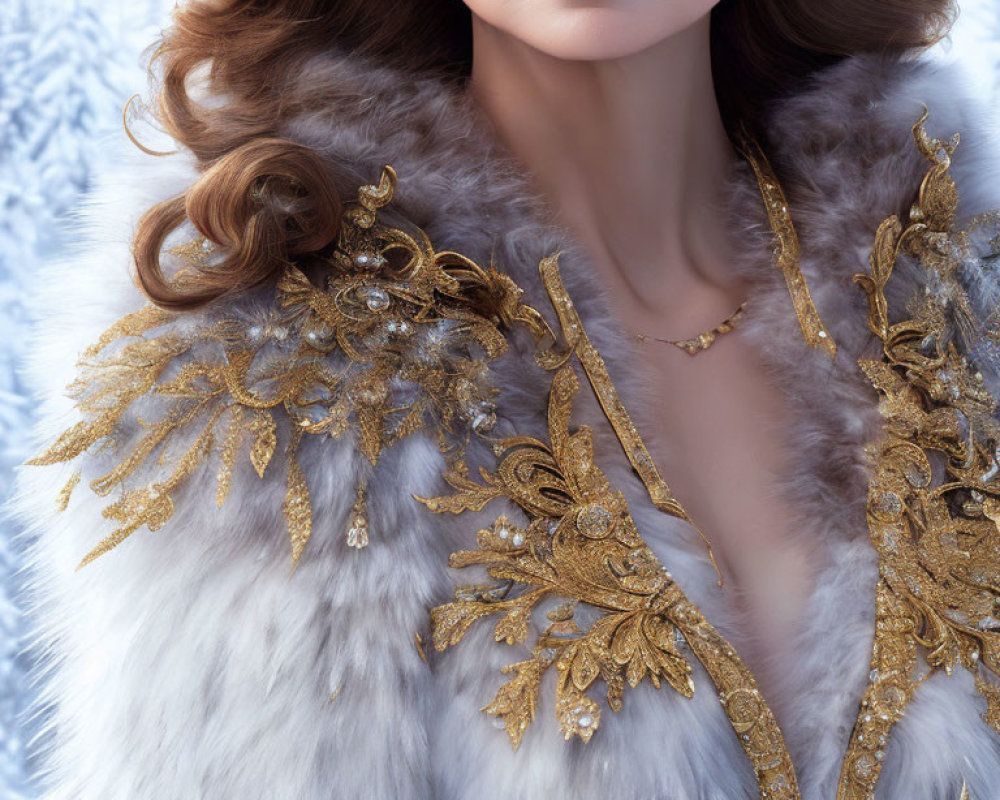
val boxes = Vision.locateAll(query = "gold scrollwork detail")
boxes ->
[421,259,801,798]
[839,109,1000,800]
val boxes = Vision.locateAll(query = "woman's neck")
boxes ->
[467,10,743,327]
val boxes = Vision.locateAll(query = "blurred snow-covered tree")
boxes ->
[0,4,172,797]
[933,0,1000,101]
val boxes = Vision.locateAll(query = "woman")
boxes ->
[10,0,1000,797]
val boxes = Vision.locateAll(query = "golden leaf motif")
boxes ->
[249,408,277,478]
[55,471,81,512]
[482,657,548,750]
[282,427,312,566]
[216,405,244,508]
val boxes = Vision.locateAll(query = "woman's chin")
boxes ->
[465,1,718,61]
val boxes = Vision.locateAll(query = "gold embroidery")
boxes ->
[421,365,798,796]
[538,254,723,585]
[421,257,800,798]
[735,126,837,358]
[54,470,81,512]
[28,165,541,566]
[838,109,1000,799]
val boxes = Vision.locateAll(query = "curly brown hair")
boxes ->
[130,0,956,310]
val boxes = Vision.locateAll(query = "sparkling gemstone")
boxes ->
[577,503,613,538]
[511,531,525,547]
[879,685,905,707]
[350,381,389,405]
[577,714,593,728]
[471,404,497,433]
[871,490,903,520]
[853,753,875,780]
[385,319,412,337]
[362,286,391,312]
[354,252,383,270]
[346,516,369,549]
[903,460,930,488]
[497,525,510,540]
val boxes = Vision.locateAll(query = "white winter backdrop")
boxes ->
[0,1,999,797]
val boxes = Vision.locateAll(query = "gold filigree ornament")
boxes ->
[419,260,799,795]
[28,165,546,567]
[838,108,1000,800]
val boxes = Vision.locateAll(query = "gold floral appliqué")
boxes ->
[420,252,800,797]
[28,166,542,566]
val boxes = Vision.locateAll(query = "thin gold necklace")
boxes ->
[632,125,836,359]
[634,298,748,355]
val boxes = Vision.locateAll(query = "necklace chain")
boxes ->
[634,299,748,355]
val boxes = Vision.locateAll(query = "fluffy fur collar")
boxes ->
[10,43,1000,800]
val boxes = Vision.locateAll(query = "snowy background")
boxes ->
[0,1,999,797]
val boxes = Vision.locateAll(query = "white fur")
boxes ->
[7,47,1000,799]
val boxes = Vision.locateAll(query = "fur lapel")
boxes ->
[10,43,1000,800]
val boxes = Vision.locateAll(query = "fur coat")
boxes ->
[10,40,1000,800]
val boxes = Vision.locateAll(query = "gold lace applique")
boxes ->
[838,109,1000,799]
[28,166,542,566]
[420,254,800,798]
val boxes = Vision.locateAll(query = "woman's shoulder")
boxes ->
[758,49,1000,368]
[9,153,544,572]
[764,49,1000,213]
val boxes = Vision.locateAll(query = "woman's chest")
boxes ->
[630,330,835,712]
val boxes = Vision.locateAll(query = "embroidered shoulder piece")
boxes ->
[28,165,544,568]
[838,109,1000,800]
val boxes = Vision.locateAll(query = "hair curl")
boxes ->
[130,0,956,310]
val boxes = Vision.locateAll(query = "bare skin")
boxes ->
[464,2,818,708]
